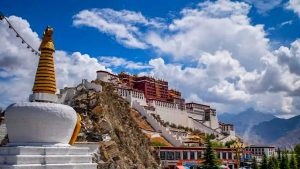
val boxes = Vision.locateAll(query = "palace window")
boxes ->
[160,151,166,160]
[228,152,232,159]
[183,151,188,160]
[190,151,196,160]
[166,152,175,160]
[175,152,181,160]
[222,152,227,159]
[217,152,221,159]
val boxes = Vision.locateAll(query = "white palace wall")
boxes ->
[132,101,182,146]
[116,88,236,142]
[147,100,190,128]
[96,71,118,83]
[188,117,221,136]
[117,88,147,106]
[187,111,204,122]
[187,110,220,130]
[203,114,219,130]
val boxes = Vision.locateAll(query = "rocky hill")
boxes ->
[65,81,160,169]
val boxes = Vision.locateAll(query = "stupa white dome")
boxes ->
[5,102,77,146]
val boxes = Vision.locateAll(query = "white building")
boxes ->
[96,70,119,83]
[147,99,190,128]
[245,145,276,162]
[219,122,235,135]
[117,87,147,106]
[186,102,220,130]
[117,87,236,143]
[96,72,237,144]
[58,79,102,105]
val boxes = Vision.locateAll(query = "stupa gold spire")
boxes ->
[32,26,56,94]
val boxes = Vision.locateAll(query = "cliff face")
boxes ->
[67,81,159,169]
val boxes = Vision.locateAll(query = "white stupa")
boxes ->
[0,26,97,169]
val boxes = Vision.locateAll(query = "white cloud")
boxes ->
[282,96,293,113]
[145,0,269,71]
[287,0,300,17]
[98,56,151,70]
[73,9,164,49]
[143,0,300,115]
[198,50,247,79]
[55,51,107,88]
[72,0,270,72]
[0,16,107,108]
[145,53,300,114]
[144,51,253,111]
[244,0,282,13]
[0,16,40,107]
[197,0,250,17]
[280,20,293,27]
[207,80,251,103]
[3,0,300,117]
[70,0,300,115]
[252,92,292,114]
[0,16,40,77]
[276,40,300,76]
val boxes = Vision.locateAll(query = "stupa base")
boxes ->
[0,146,97,169]
[0,163,97,169]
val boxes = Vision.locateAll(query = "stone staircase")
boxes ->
[0,146,97,169]
[132,101,183,147]
[189,117,222,136]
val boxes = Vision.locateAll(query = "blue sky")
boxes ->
[2,0,299,65]
[2,0,300,117]
[2,0,199,66]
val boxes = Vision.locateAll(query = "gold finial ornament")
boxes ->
[39,26,55,51]
[32,26,56,94]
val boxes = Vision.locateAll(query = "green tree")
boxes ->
[295,144,300,169]
[289,151,298,169]
[211,141,225,148]
[203,138,219,169]
[225,140,236,148]
[268,156,279,169]
[251,157,259,169]
[205,134,216,140]
[261,153,268,169]
[278,148,282,164]
[280,152,290,169]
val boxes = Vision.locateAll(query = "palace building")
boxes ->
[98,71,184,104]
[118,72,169,101]
[156,147,238,169]
[94,70,237,146]
[244,145,276,162]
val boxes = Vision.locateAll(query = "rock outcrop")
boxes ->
[66,81,160,169]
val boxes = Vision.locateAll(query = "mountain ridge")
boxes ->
[220,107,300,148]
[219,107,276,139]
[250,114,300,148]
